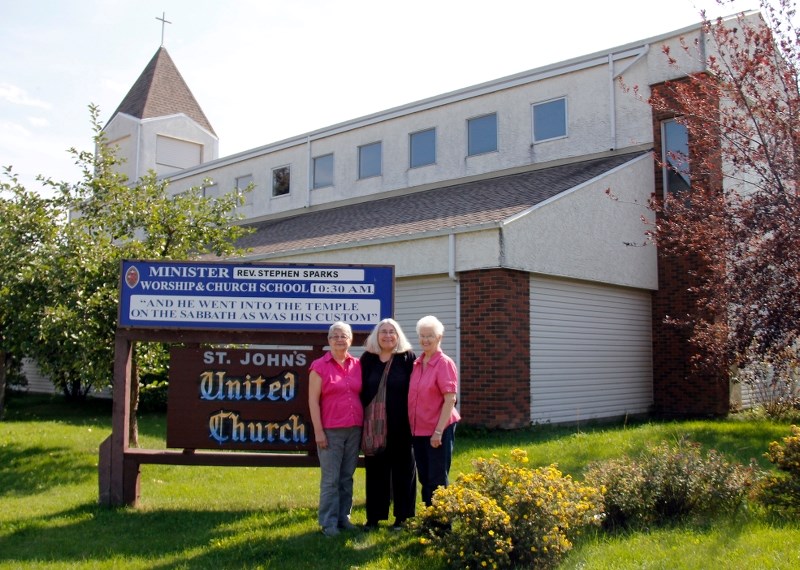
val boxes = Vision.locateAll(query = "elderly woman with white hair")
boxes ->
[308,321,362,537]
[408,315,461,506]
[360,318,417,530]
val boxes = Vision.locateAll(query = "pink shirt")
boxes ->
[309,352,363,429]
[408,349,461,436]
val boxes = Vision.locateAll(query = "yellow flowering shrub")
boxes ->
[759,425,800,514]
[411,449,603,569]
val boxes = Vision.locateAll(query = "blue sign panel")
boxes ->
[118,260,394,332]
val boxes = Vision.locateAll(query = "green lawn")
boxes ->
[1,394,798,569]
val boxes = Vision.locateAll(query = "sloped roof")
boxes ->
[237,152,648,257]
[110,47,216,135]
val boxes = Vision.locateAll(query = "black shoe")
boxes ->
[391,518,406,530]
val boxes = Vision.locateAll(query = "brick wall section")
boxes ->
[459,268,530,428]
[652,251,729,416]
[650,80,729,417]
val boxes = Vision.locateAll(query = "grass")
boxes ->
[1,393,799,569]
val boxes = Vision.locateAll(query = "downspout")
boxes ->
[135,120,142,182]
[498,224,506,267]
[449,233,461,379]
[609,54,616,150]
[306,135,312,208]
[700,26,707,72]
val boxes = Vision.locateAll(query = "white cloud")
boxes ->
[0,120,32,141]
[0,83,52,109]
[28,117,50,128]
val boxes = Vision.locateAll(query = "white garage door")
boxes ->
[395,275,458,363]
[530,276,653,424]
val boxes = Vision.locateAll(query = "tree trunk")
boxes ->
[128,344,140,447]
[0,350,7,420]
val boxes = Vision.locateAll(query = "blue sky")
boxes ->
[1,0,752,193]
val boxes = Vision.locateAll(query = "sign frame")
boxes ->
[100,259,391,508]
[118,260,394,332]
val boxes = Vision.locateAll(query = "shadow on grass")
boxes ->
[5,393,173,441]
[453,419,657,475]
[0,503,428,570]
[5,393,112,427]
[0,442,96,497]
[672,421,790,468]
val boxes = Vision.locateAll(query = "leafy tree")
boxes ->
[646,0,800,415]
[4,104,250,438]
[0,169,61,419]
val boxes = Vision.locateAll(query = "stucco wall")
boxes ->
[104,112,218,183]
[502,154,657,290]
[165,23,713,223]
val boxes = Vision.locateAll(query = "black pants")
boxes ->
[364,432,417,523]
[412,423,456,506]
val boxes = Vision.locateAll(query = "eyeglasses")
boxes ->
[329,335,350,341]
[419,334,438,341]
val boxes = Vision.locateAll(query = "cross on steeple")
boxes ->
[156,12,172,46]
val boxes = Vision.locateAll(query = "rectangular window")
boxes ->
[359,142,382,179]
[410,128,436,168]
[313,154,334,189]
[203,182,219,199]
[662,118,690,195]
[467,113,497,156]
[532,98,567,142]
[236,174,253,190]
[272,166,290,197]
[236,174,253,205]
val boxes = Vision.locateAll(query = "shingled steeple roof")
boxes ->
[110,47,215,135]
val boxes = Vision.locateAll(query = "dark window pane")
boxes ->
[533,99,567,141]
[410,128,436,168]
[313,154,333,188]
[468,114,497,156]
[663,119,690,194]
[272,166,290,196]
[359,142,382,178]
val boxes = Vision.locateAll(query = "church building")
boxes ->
[104,14,757,427]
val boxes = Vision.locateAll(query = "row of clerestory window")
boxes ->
[232,97,568,200]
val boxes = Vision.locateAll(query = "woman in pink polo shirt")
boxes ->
[408,315,460,506]
[308,321,363,537]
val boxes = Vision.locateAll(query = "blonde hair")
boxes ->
[363,318,413,354]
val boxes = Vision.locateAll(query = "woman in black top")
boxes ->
[360,318,417,530]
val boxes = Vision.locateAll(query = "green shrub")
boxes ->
[138,379,168,413]
[759,425,800,514]
[412,449,604,569]
[584,437,759,529]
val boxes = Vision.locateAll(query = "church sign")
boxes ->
[167,347,321,451]
[119,260,394,332]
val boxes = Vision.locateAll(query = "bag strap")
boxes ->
[373,355,393,402]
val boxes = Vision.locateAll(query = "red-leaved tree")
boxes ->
[648,0,800,415]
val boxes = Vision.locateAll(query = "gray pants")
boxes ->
[317,426,361,529]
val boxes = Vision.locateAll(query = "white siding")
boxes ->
[19,358,111,399]
[395,275,458,363]
[20,358,56,394]
[530,276,653,424]
[156,135,202,170]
